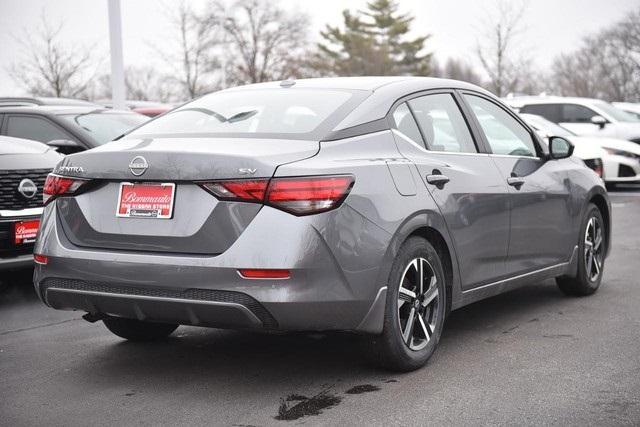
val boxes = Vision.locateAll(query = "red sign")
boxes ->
[116,183,175,219]
[14,219,40,245]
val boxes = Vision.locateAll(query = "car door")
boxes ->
[390,91,511,290]
[3,114,84,154]
[462,93,575,275]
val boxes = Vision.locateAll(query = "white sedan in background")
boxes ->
[521,113,640,186]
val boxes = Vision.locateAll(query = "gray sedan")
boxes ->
[33,77,610,371]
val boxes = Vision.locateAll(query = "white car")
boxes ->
[521,113,640,185]
[507,96,640,143]
[612,102,640,121]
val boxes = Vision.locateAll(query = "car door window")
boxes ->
[560,104,598,123]
[391,103,424,146]
[406,94,477,153]
[519,104,561,123]
[465,95,537,157]
[5,115,72,143]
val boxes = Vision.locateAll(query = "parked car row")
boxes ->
[0,98,154,272]
[0,96,174,117]
[506,96,640,187]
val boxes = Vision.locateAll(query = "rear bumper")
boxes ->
[33,203,392,333]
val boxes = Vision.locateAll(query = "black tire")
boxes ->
[103,317,178,341]
[365,236,447,372]
[556,203,606,296]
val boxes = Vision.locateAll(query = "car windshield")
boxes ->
[128,88,355,138]
[593,102,640,122]
[521,114,575,137]
[61,112,148,145]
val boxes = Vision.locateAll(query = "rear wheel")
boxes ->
[365,237,446,371]
[103,317,178,341]
[556,204,606,296]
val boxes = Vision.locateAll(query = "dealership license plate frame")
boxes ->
[13,219,40,245]
[116,182,176,219]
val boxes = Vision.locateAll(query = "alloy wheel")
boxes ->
[397,257,439,351]
[584,216,604,282]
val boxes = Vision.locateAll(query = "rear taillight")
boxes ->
[200,179,269,202]
[43,174,91,205]
[199,175,354,216]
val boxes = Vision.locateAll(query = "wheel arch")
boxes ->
[587,189,612,258]
[356,210,460,334]
[405,226,454,316]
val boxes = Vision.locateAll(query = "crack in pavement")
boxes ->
[0,318,80,336]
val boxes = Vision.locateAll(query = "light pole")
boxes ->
[107,0,126,110]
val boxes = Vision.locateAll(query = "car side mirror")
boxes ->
[548,136,574,160]
[591,115,607,129]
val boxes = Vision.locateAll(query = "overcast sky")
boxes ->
[0,0,638,96]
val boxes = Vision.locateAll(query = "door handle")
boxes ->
[426,173,450,186]
[507,176,525,187]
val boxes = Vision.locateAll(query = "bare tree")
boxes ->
[433,58,484,86]
[8,13,97,98]
[153,1,223,99]
[215,0,310,85]
[476,0,530,97]
[550,8,640,101]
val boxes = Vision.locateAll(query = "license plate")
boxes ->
[14,219,40,245]
[116,182,175,219]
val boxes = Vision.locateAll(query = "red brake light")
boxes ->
[43,174,90,205]
[199,175,354,215]
[266,175,354,215]
[238,269,290,279]
[200,179,269,202]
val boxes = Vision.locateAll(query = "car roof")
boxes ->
[225,76,485,93]
[223,76,493,131]
[0,105,135,115]
[506,95,608,107]
[0,96,98,107]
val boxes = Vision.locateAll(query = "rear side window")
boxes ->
[129,88,355,139]
[5,115,72,143]
[560,104,598,123]
[391,103,423,145]
[464,95,537,157]
[520,104,561,123]
[406,94,477,153]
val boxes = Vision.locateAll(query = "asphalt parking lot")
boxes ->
[1,189,639,426]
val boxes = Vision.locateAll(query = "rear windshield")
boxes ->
[61,112,148,145]
[127,88,358,139]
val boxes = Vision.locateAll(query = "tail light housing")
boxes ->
[200,175,354,216]
[43,174,91,205]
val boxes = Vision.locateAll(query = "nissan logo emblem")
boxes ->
[129,156,148,176]
[17,178,38,199]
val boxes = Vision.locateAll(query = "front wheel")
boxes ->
[556,203,606,296]
[365,237,446,372]
[103,317,178,341]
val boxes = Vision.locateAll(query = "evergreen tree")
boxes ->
[316,0,431,76]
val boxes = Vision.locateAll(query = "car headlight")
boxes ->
[602,147,639,159]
